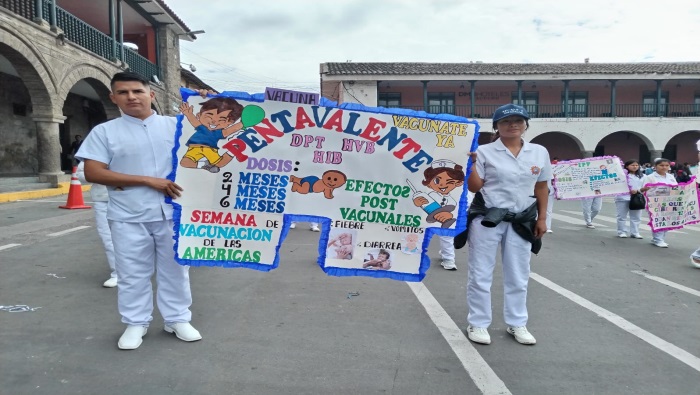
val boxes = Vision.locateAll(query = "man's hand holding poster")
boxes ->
[168,88,479,281]
[645,177,700,232]
[551,156,629,199]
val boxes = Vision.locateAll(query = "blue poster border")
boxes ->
[168,88,480,282]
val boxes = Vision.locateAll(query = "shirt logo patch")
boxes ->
[530,166,541,175]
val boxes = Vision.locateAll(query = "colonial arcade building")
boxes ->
[0,0,199,186]
[320,62,700,164]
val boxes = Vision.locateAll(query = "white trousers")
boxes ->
[581,197,603,224]
[439,236,455,262]
[652,230,668,243]
[545,194,554,230]
[93,201,116,278]
[467,217,531,328]
[109,219,192,326]
[614,201,642,235]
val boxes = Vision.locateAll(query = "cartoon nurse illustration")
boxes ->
[408,159,465,229]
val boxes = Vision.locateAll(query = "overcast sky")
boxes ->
[167,0,700,94]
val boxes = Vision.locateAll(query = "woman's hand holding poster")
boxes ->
[168,88,479,281]
[551,156,629,199]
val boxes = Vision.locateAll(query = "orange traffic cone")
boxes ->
[59,166,91,209]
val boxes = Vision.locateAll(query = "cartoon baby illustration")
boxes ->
[402,233,421,255]
[363,249,392,270]
[410,159,465,228]
[327,232,353,259]
[290,170,347,199]
[179,97,244,173]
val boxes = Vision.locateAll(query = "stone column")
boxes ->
[157,26,181,116]
[34,115,67,187]
[649,150,664,161]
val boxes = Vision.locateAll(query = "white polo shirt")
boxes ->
[475,139,552,213]
[76,112,178,222]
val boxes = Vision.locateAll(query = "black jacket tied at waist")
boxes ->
[453,192,542,254]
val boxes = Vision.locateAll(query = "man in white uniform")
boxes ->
[76,72,202,350]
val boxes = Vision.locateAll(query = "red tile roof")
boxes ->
[155,0,191,34]
[324,62,700,76]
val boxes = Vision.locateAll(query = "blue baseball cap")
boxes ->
[492,104,530,123]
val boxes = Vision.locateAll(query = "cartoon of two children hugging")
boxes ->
[179,98,244,173]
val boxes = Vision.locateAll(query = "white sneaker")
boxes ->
[310,224,320,232]
[652,241,669,248]
[103,276,118,288]
[289,222,296,229]
[586,223,596,229]
[118,325,147,350]
[466,325,491,345]
[164,322,202,342]
[631,234,643,239]
[507,326,536,345]
[441,260,457,270]
[691,256,700,269]
[545,229,553,233]
[617,233,628,238]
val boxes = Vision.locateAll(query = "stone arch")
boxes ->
[662,130,700,164]
[0,26,59,115]
[594,131,655,163]
[530,131,584,160]
[58,64,120,119]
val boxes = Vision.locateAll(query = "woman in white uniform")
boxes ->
[466,104,550,345]
[614,160,645,239]
[640,158,677,248]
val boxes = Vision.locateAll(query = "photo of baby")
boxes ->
[362,249,392,270]
[326,229,357,260]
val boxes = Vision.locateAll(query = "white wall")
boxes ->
[340,81,377,107]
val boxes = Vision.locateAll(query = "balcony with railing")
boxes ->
[383,103,700,119]
[1,0,160,80]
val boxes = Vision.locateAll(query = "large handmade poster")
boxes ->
[552,156,629,200]
[645,177,700,232]
[168,88,479,281]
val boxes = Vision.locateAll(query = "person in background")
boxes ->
[290,221,320,232]
[614,160,645,239]
[465,104,550,346]
[691,140,700,268]
[76,161,117,287]
[640,158,677,248]
[70,135,83,165]
[580,195,603,229]
[76,72,207,350]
